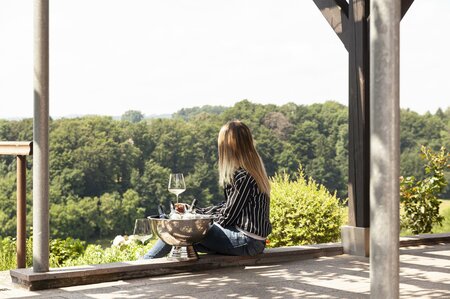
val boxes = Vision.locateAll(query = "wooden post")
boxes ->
[16,155,27,269]
[313,0,414,256]
[347,0,370,229]
[313,0,370,255]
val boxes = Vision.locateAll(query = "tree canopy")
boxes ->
[0,101,449,241]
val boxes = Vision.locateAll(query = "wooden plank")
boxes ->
[400,233,450,247]
[0,141,33,156]
[312,0,350,51]
[10,243,343,290]
[9,233,450,291]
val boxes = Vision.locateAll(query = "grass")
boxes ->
[340,198,450,236]
[439,199,450,211]
[432,199,450,234]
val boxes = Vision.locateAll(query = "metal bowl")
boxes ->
[148,215,214,246]
[148,215,214,260]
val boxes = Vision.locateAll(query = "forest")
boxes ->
[0,100,449,242]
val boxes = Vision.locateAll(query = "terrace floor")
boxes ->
[1,243,449,298]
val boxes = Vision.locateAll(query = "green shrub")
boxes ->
[268,170,346,247]
[63,239,155,267]
[0,236,33,271]
[0,237,16,271]
[0,233,155,270]
[50,237,86,267]
[0,228,87,270]
[400,146,449,234]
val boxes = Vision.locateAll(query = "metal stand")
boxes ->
[168,246,198,260]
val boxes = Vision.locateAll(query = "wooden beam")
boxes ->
[313,0,350,51]
[11,244,344,290]
[0,141,33,156]
[401,0,414,20]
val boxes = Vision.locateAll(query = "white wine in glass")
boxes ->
[168,173,186,203]
[133,218,153,244]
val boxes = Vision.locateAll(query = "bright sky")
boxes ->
[0,0,449,119]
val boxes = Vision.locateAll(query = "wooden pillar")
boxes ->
[313,0,414,256]
[340,0,371,257]
[347,0,370,229]
[16,155,27,269]
[313,0,370,256]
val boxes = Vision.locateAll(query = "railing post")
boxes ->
[0,141,33,269]
[16,155,27,269]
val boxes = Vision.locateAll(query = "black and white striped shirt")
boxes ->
[217,168,272,238]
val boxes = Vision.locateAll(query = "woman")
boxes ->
[144,120,271,258]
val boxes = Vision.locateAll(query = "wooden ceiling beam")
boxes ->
[313,0,350,51]
[401,0,415,20]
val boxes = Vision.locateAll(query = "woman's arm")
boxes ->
[217,172,254,227]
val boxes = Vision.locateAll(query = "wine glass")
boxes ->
[133,218,153,244]
[168,173,186,203]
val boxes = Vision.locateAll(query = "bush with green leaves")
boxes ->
[63,238,155,267]
[0,235,80,270]
[0,237,17,271]
[0,236,33,271]
[0,234,155,270]
[49,237,86,267]
[268,170,346,247]
[400,146,449,234]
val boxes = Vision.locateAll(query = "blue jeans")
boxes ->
[144,223,266,259]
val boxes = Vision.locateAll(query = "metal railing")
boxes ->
[0,141,33,268]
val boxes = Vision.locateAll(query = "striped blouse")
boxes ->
[216,168,272,238]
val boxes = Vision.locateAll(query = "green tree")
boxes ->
[131,159,172,215]
[49,116,140,198]
[1,100,449,242]
[173,105,227,120]
[0,164,18,236]
[50,196,99,240]
[121,110,144,123]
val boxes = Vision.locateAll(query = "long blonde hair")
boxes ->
[218,120,270,195]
